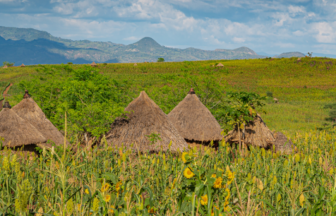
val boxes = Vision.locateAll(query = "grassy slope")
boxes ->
[1,57,335,136]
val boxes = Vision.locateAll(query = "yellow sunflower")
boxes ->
[213,177,223,189]
[182,152,188,163]
[183,167,195,179]
[104,194,111,202]
[101,183,110,192]
[200,194,208,206]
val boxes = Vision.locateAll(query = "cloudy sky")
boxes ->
[0,0,335,55]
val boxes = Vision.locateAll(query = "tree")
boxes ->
[3,61,14,67]
[225,92,266,154]
[157,58,165,62]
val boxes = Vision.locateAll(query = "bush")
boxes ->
[157,58,165,62]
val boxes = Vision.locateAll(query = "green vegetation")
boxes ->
[1,57,336,214]
[157,58,165,62]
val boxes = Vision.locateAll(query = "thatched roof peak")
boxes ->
[23,90,31,99]
[106,91,188,152]
[216,63,224,67]
[91,62,97,66]
[3,65,8,68]
[225,114,275,148]
[12,96,65,147]
[188,88,195,94]
[168,91,223,142]
[3,101,11,109]
[21,63,25,67]
[0,105,47,147]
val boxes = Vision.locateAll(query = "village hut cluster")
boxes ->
[0,90,65,153]
[0,87,295,155]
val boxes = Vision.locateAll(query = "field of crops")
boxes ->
[1,57,336,215]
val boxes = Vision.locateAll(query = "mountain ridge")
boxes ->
[0,26,266,65]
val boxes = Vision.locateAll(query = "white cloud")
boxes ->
[288,5,305,14]
[233,37,245,43]
[312,22,336,43]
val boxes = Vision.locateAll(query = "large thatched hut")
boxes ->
[274,132,295,154]
[225,114,275,148]
[0,101,46,149]
[168,88,223,145]
[12,90,65,147]
[106,91,188,152]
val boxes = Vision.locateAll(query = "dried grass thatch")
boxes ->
[134,63,137,66]
[168,88,223,142]
[12,91,65,147]
[3,65,7,68]
[274,132,295,155]
[0,101,46,147]
[20,63,25,67]
[225,115,275,148]
[216,63,224,67]
[0,99,3,110]
[106,91,188,152]
[91,62,97,67]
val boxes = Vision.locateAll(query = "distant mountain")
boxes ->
[0,26,265,65]
[313,53,336,59]
[273,52,305,58]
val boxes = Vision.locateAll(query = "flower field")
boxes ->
[1,129,336,215]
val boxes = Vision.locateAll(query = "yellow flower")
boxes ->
[109,208,114,214]
[213,177,223,189]
[104,194,111,202]
[182,152,188,163]
[101,183,110,192]
[200,194,208,206]
[299,193,305,207]
[85,189,90,194]
[211,174,217,178]
[183,167,195,179]
[226,166,235,185]
[116,181,122,192]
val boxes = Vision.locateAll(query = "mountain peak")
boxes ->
[132,37,161,48]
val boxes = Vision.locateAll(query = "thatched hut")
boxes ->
[216,63,224,67]
[0,101,47,149]
[12,90,66,147]
[106,91,188,152]
[225,114,275,148]
[20,63,25,67]
[274,132,295,154]
[91,62,97,67]
[134,63,137,66]
[3,65,7,69]
[168,88,223,145]
[273,98,278,103]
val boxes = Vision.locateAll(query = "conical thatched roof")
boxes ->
[12,90,65,147]
[0,101,47,147]
[20,63,25,67]
[216,63,224,67]
[168,88,223,142]
[225,115,275,148]
[274,132,295,155]
[91,62,97,67]
[106,91,188,152]
[3,65,7,68]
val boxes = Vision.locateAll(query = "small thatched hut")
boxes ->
[216,63,224,67]
[3,65,8,69]
[225,114,275,148]
[91,62,97,67]
[0,101,47,149]
[274,132,295,154]
[12,90,66,147]
[168,88,223,144]
[134,63,137,66]
[106,91,188,152]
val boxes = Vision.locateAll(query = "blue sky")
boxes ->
[0,0,336,55]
